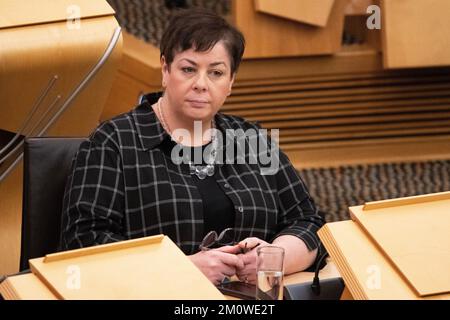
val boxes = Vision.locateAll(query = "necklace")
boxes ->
[156,98,218,179]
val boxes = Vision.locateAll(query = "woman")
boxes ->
[61,8,325,285]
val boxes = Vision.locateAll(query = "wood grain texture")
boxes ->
[288,138,450,169]
[0,164,23,275]
[0,16,122,135]
[0,273,56,300]
[100,31,162,121]
[381,0,450,68]
[233,0,346,58]
[1,255,341,300]
[44,235,164,262]
[344,0,377,15]
[0,3,122,276]
[318,220,450,299]
[30,236,225,300]
[0,0,114,28]
[100,71,158,122]
[363,191,450,210]
[254,0,335,27]
[351,198,450,296]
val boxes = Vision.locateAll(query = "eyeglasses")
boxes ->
[199,228,237,251]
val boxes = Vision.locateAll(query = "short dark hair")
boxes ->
[160,8,245,75]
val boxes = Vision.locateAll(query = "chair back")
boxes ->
[20,137,85,271]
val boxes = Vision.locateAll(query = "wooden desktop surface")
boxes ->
[1,260,341,300]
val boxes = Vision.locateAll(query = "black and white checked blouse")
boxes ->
[61,92,325,264]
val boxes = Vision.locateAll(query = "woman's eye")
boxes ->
[210,70,224,77]
[182,67,195,73]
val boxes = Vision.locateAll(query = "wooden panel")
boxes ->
[235,69,385,87]
[381,0,450,68]
[0,0,114,29]
[246,104,450,123]
[289,138,450,169]
[101,31,162,121]
[236,49,378,82]
[230,98,450,118]
[282,126,450,144]
[232,73,450,95]
[0,260,341,300]
[362,191,450,211]
[233,0,347,58]
[224,88,450,111]
[282,123,450,141]
[100,71,159,122]
[226,82,450,104]
[351,195,450,296]
[0,8,122,276]
[120,32,161,86]
[0,164,22,275]
[279,118,450,138]
[318,220,450,299]
[30,236,224,300]
[255,0,335,27]
[344,0,377,15]
[0,16,122,135]
[282,135,450,151]
[0,273,56,300]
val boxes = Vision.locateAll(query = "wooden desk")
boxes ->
[319,219,450,300]
[0,273,56,300]
[1,261,341,300]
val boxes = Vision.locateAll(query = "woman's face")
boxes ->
[161,41,235,123]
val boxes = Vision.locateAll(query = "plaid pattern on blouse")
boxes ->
[60,92,325,262]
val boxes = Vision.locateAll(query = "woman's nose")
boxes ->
[193,73,208,91]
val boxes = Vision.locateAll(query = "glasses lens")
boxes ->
[200,231,218,249]
[217,228,236,246]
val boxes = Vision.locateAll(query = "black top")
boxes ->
[159,137,235,236]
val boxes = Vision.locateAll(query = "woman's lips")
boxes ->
[186,99,210,108]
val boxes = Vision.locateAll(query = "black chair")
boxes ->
[20,137,85,271]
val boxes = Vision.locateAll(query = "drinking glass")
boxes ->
[256,246,285,300]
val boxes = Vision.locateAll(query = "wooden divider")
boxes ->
[100,32,161,121]
[381,0,450,68]
[232,0,347,58]
[254,0,335,27]
[0,1,122,276]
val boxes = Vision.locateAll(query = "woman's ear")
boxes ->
[161,56,168,88]
[228,73,236,96]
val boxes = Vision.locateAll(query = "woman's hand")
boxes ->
[235,237,270,284]
[189,245,244,285]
